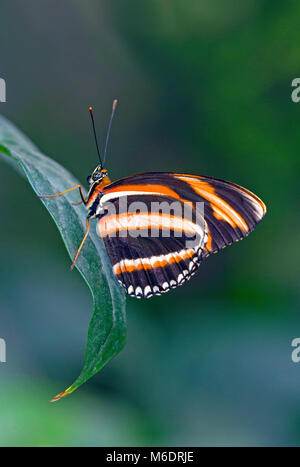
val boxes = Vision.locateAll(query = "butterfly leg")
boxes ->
[39,184,87,205]
[70,217,90,270]
[71,200,84,206]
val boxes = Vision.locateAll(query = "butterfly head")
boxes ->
[87,166,109,186]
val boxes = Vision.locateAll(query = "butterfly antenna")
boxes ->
[103,99,118,167]
[89,106,103,168]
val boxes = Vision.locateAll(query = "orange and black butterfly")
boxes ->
[41,101,266,298]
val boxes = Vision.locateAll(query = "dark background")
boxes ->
[0,0,299,446]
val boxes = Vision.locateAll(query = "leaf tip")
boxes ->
[50,385,74,402]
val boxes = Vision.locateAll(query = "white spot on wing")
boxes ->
[177,274,184,284]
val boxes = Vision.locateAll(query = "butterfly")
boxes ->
[40,100,266,298]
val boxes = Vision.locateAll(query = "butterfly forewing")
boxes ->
[95,172,266,298]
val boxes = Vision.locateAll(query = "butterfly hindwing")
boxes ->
[101,235,205,298]
[97,192,207,298]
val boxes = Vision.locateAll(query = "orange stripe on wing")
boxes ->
[175,176,249,232]
[113,250,196,275]
[103,183,193,206]
[204,231,213,252]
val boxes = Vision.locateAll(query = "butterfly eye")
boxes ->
[86,175,92,184]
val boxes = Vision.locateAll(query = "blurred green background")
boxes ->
[0,0,299,446]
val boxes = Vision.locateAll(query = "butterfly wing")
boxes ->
[97,193,207,298]
[97,172,266,297]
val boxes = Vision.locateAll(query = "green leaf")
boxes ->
[0,115,126,401]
